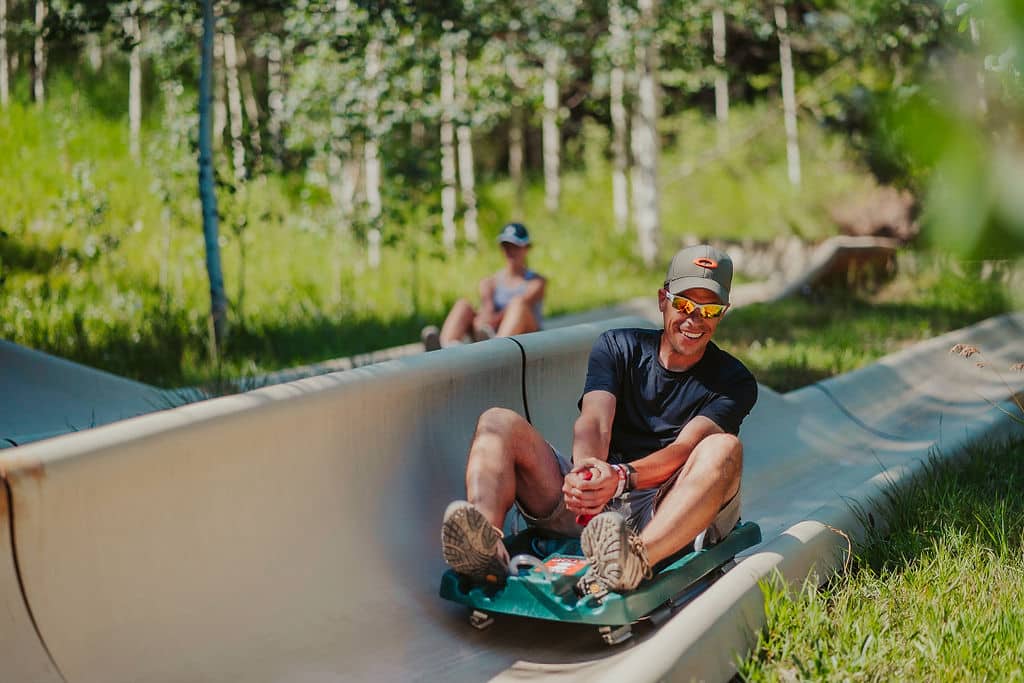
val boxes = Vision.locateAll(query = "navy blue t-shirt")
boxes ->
[579,328,757,463]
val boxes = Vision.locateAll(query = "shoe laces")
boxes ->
[629,532,654,581]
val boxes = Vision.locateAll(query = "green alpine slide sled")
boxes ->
[440,521,761,645]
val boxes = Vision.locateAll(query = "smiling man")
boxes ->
[441,244,758,593]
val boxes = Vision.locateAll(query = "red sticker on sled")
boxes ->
[541,557,589,575]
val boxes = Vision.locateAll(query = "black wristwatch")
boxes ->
[623,463,638,491]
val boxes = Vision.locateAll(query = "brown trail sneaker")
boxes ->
[578,511,653,594]
[441,501,509,584]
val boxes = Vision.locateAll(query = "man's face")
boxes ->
[658,287,726,360]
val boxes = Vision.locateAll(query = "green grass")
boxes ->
[739,435,1024,682]
[0,73,1015,391]
[715,253,1019,392]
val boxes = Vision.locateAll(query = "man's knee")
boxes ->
[691,433,743,480]
[474,406,528,439]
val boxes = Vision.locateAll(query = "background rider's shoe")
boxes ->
[578,511,653,593]
[441,500,509,584]
[471,324,496,342]
[421,325,441,351]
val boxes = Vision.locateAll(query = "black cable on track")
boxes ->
[508,337,532,424]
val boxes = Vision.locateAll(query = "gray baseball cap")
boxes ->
[664,244,733,304]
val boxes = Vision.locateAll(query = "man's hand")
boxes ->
[562,458,618,517]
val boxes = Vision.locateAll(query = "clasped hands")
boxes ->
[562,458,619,517]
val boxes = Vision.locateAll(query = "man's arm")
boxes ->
[627,415,725,490]
[563,391,619,516]
[571,390,615,465]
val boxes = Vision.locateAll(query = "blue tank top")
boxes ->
[492,270,544,326]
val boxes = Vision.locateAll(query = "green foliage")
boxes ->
[1,82,890,389]
[739,436,1024,681]
[716,252,1017,392]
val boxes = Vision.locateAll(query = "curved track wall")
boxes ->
[1,313,1021,682]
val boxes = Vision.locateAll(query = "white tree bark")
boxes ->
[712,6,729,149]
[266,37,284,170]
[410,64,426,147]
[222,23,246,181]
[33,0,46,106]
[328,136,358,223]
[542,47,562,212]
[364,39,383,267]
[455,50,478,245]
[774,4,801,188]
[124,3,142,160]
[505,51,525,214]
[968,16,988,117]
[236,43,263,174]
[86,32,103,70]
[0,0,9,108]
[439,37,458,250]
[633,0,661,267]
[609,0,630,234]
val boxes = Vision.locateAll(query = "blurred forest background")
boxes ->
[0,0,1021,389]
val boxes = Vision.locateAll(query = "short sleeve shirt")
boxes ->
[580,328,758,463]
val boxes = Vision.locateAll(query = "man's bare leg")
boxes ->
[640,433,743,565]
[464,407,565,529]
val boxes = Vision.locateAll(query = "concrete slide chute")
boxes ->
[0,313,1021,682]
[0,339,170,448]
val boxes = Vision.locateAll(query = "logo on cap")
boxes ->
[693,257,718,269]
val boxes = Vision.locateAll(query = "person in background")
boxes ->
[422,222,546,351]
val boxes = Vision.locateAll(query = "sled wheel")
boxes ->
[469,610,494,630]
[598,624,633,645]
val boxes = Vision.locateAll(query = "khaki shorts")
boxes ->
[516,445,742,551]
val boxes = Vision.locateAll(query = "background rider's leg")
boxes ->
[440,298,476,346]
[495,297,539,337]
[640,433,743,565]
[465,407,565,530]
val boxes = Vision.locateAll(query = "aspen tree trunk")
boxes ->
[328,136,356,221]
[505,51,525,214]
[609,0,630,234]
[0,0,9,109]
[455,50,478,245]
[237,43,263,174]
[199,0,228,352]
[968,17,988,117]
[124,3,142,160]
[364,38,382,268]
[266,37,284,170]
[712,6,729,149]
[213,25,226,150]
[774,4,801,188]
[632,0,661,267]
[33,0,46,106]
[86,32,103,70]
[222,22,246,181]
[439,37,458,250]
[542,47,561,212]
[410,64,426,147]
